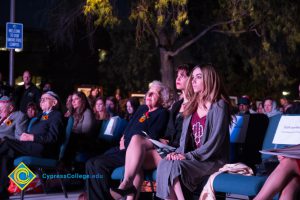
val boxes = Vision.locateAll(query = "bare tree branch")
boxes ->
[144,20,160,47]
[213,28,261,37]
[168,18,240,57]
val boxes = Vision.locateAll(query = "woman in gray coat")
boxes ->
[156,64,232,199]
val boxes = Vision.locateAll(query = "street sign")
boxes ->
[6,22,23,49]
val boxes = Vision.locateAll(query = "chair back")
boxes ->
[59,116,74,160]
[240,114,269,168]
[98,116,128,143]
[260,114,300,159]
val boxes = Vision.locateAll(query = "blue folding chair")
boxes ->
[14,116,74,200]
[213,114,283,199]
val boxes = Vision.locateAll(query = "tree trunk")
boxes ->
[159,48,175,90]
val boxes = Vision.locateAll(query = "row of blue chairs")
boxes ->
[111,114,292,200]
[13,116,128,200]
[14,114,295,199]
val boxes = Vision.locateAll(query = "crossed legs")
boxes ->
[117,135,162,200]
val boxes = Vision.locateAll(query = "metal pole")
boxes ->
[9,0,15,87]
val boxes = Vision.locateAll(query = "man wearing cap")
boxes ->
[0,96,28,140]
[0,91,64,199]
[237,96,251,115]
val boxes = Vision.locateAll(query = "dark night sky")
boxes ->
[0,0,56,30]
[0,0,116,98]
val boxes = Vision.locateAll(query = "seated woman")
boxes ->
[156,64,232,199]
[88,87,101,108]
[64,91,96,161]
[124,97,140,121]
[109,66,191,200]
[0,91,64,199]
[82,80,170,200]
[93,97,109,131]
[254,157,300,200]
[26,102,39,120]
[162,63,192,148]
[263,97,281,117]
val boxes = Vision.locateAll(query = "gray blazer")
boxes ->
[0,111,28,139]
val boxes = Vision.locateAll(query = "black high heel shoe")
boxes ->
[110,186,137,200]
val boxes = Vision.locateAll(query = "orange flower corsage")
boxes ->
[139,111,149,123]
[42,115,49,120]
[5,119,12,126]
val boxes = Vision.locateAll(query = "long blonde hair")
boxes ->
[183,64,231,118]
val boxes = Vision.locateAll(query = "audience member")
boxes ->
[254,157,300,200]
[0,91,64,199]
[64,91,96,162]
[162,63,192,148]
[257,102,264,113]
[263,97,281,117]
[106,96,120,118]
[124,97,140,121]
[64,94,73,118]
[81,81,169,200]
[93,97,110,133]
[94,97,110,121]
[279,97,292,113]
[110,81,171,200]
[237,96,251,115]
[0,96,27,140]
[156,64,232,199]
[286,83,300,114]
[26,102,39,120]
[14,70,41,113]
[115,88,122,101]
[42,82,52,93]
[88,87,101,108]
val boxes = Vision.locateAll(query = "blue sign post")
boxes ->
[6,22,23,49]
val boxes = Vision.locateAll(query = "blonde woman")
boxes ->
[156,64,232,199]
[110,81,171,200]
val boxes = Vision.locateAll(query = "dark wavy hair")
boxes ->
[71,91,91,127]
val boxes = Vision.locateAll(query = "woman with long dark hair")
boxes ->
[156,64,232,199]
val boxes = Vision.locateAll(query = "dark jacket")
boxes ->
[14,83,41,112]
[163,99,183,148]
[124,105,169,148]
[29,110,64,158]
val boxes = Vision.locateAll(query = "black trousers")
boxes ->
[0,139,43,199]
[86,147,126,200]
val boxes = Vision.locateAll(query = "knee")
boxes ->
[130,135,145,146]
[86,157,105,172]
[131,134,143,142]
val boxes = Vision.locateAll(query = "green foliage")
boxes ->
[82,0,300,98]
[84,0,120,27]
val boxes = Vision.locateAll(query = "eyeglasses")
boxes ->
[40,97,55,102]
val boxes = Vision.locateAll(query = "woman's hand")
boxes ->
[159,138,169,145]
[20,133,34,141]
[119,135,125,150]
[166,152,186,160]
